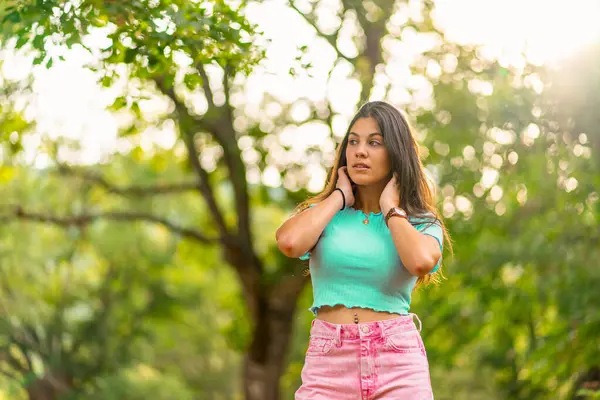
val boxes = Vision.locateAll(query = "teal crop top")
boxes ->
[300,206,443,316]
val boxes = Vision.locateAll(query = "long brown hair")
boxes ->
[297,101,452,285]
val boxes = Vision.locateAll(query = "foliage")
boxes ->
[1,0,262,73]
[0,158,243,399]
[84,366,195,400]
[0,0,598,399]
[411,41,600,398]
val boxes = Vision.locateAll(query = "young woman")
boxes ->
[276,101,451,399]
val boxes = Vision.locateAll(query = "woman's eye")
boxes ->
[370,141,381,146]
[349,140,358,145]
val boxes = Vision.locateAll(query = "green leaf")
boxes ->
[100,75,113,87]
[32,34,44,50]
[131,102,141,119]
[3,10,21,23]
[109,96,128,111]
[183,73,202,90]
[124,48,137,64]
[65,31,81,48]
[118,124,139,137]
[161,74,174,90]
[15,34,29,49]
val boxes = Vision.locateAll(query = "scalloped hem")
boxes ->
[309,302,409,316]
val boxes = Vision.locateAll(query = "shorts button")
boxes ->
[362,326,369,333]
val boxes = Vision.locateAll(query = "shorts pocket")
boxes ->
[305,336,335,356]
[385,330,423,354]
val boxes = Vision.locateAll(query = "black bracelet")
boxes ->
[334,188,345,210]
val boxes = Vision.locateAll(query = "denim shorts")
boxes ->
[295,313,433,400]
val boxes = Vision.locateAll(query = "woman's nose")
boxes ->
[355,145,367,158]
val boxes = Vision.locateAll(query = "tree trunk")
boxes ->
[243,298,300,400]
[26,372,73,400]
[571,366,600,399]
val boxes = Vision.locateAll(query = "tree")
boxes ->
[1,0,598,399]
[409,38,600,398]
[2,1,297,399]
[0,156,247,400]
[1,0,445,398]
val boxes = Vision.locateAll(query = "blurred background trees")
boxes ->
[0,0,598,399]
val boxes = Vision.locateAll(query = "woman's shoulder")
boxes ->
[408,212,440,225]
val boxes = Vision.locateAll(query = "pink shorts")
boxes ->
[295,314,433,400]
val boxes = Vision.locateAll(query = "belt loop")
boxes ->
[411,313,422,332]
[377,321,388,341]
[335,324,342,347]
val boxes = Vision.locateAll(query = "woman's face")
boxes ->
[345,117,392,186]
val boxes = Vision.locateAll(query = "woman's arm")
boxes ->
[275,191,342,258]
[385,215,442,277]
[276,167,355,258]
[379,176,442,277]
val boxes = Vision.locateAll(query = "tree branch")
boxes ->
[0,344,28,374]
[2,207,218,244]
[287,0,356,64]
[155,72,256,271]
[340,0,386,103]
[196,63,214,108]
[219,64,253,256]
[69,263,119,366]
[153,76,230,240]
[56,165,202,196]
[0,367,20,382]
[12,341,34,373]
[154,69,262,323]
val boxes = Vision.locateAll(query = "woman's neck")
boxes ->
[354,182,387,214]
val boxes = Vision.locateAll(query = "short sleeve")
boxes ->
[413,217,444,273]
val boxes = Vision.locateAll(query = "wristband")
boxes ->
[333,188,345,210]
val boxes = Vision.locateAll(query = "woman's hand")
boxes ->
[335,167,355,208]
[379,175,400,214]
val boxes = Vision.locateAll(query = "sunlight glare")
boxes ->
[433,0,600,65]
